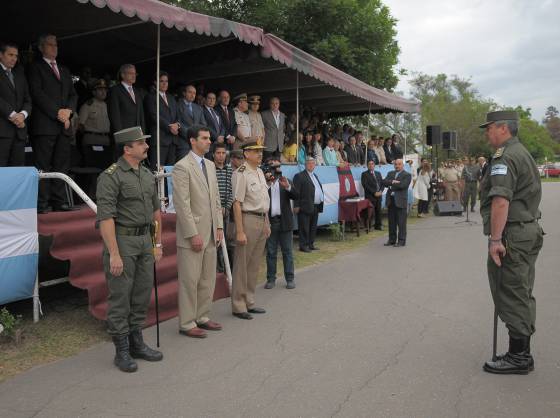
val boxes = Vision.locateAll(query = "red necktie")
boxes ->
[50,61,60,80]
[222,106,229,124]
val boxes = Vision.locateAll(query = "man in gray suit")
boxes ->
[261,97,286,158]
[382,159,412,247]
[178,85,206,148]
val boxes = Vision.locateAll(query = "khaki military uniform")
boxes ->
[248,110,265,141]
[79,98,112,169]
[441,167,461,200]
[96,157,159,336]
[231,163,270,313]
[234,108,252,150]
[480,137,544,339]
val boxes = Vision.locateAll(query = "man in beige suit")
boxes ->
[172,126,224,338]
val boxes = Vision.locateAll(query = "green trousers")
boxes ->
[487,221,543,339]
[463,182,478,209]
[103,234,154,336]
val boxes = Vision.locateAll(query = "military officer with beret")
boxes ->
[231,139,271,319]
[233,93,252,150]
[479,110,544,374]
[96,126,163,372]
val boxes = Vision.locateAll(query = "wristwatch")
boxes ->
[155,243,163,248]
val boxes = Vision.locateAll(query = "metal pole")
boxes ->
[296,71,300,160]
[156,24,165,212]
[33,272,40,323]
[365,103,371,166]
[38,172,97,213]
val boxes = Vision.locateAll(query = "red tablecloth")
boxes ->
[338,198,373,222]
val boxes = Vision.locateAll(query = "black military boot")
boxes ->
[112,334,138,373]
[483,336,532,375]
[129,329,163,362]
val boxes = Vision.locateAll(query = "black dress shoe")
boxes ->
[384,241,396,246]
[374,226,383,231]
[37,206,52,214]
[264,281,275,289]
[309,245,320,251]
[299,247,312,253]
[248,307,266,314]
[286,281,296,289]
[394,242,406,247]
[233,312,253,320]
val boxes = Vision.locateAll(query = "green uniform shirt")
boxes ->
[480,136,541,234]
[96,157,159,227]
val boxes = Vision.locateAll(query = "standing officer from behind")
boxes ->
[231,139,270,319]
[96,126,163,373]
[479,111,544,375]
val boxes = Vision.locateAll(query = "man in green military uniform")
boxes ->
[479,111,544,374]
[96,126,163,372]
[461,157,480,212]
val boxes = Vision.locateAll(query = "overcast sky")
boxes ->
[384,0,560,122]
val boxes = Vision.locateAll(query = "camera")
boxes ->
[261,161,282,182]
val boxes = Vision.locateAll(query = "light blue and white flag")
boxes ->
[0,168,39,305]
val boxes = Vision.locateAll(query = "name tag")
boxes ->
[491,164,508,176]
[25,146,33,153]
[92,146,104,152]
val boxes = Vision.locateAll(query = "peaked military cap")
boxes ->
[479,111,519,128]
[233,93,248,103]
[114,126,150,144]
[242,138,266,150]
[248,95,261,104]
[91,78,108,91]
[230,149,244,159]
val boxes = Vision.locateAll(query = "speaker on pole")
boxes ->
[426,125,441,146]
[442,131,457,150]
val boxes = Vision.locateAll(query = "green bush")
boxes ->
[0,308,20,337]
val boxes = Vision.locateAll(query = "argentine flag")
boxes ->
[0,168,39,305]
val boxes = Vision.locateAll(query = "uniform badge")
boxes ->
[491,164,508,176]
[493,147,504,159]
[237,164,246,173]
[105,163,118,175]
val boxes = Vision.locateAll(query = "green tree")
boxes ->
[543,106,560,144]
[509,106,557,162]
[165,0,401,90]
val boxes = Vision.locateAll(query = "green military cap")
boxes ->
[114,126,150,144]
[230,149,244,159]
[479,110,519,128]
[90,78,108,91]
[242,138,266,150]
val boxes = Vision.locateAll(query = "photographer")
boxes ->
[263,157,299,289]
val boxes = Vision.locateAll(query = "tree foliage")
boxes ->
[164,0,401,90]
[543,106,560,144]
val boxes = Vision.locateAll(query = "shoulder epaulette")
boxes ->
[85,98,94,106]
[237,165,246,173]
[493,147,505,159]
[105,163,118,175]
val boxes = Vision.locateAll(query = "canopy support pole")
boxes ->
[365,102,371,166]
[296,71,300,159]
[156,24,165,211]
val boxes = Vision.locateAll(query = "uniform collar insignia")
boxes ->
[493,147,505,159]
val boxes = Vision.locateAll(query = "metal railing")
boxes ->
[35,171,233,322]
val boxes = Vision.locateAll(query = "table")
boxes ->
[338,198,373,238]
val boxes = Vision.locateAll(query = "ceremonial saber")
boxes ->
[152,220,161,348]
[492,259,503,362]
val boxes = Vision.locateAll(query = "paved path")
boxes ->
[2,184,559,418]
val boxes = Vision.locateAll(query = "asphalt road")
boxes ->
[1,183,559,418]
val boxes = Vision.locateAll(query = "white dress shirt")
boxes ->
[270,180,282,217]
[1,63,28,120]
[307,170,324,204]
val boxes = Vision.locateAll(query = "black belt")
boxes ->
[242,211,266,218]
[84,131,110,136]
[115,224,151,236]
[506,219,536,226]
[270,215,281,221]
[465,180,477,183]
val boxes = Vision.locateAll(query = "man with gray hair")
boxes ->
[108,64,145,135]
[28,34,77,213]
[479,110,544,375]
[261,97,286,158]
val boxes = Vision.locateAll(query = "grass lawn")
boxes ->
[0,212,421,383]
[541,177,560,182]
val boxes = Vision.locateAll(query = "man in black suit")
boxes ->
[264,157,298,289]
[391,134,404,160]
[108,64,145,135]
[28,34,77,212]
[361,159,384,230]
[177,85,206,157]
[345,135,364,166]
[382,159,412,247]
[0,42,31,167]
[144,71,182,168]
[293,156,324,253]
[202,91,226,144]
[214,90,236,150]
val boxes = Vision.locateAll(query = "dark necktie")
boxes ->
[201,159,209,184]
[188,102,193,116]
[372,171,378,192]
[222,106,230,124]
[5,69,15,88]
[210,108,219,126]
[50,61,61,80]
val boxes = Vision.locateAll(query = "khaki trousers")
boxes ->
[444,181,460,201]
[177,242,217,331]
[232,214,267,313]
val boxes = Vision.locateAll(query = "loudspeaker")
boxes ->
[426,125,441,146]
[442,131,457,150]
[433,200,463,216]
